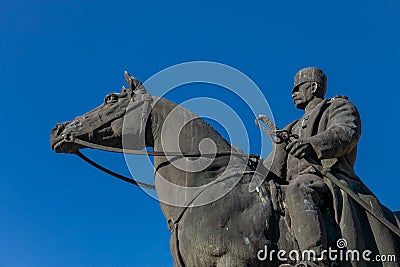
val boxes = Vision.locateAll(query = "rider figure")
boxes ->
[265,67,362,267]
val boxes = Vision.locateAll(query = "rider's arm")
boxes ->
[307,98,361,160]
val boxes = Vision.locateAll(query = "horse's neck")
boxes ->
[150,98,231,154]
[149,98,233,188]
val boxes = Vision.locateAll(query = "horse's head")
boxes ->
[50,72,150,154]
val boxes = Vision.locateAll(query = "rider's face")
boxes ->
[291,82,315,110]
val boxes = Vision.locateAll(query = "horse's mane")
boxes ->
[153,97,233,151]
[194,117,232,148]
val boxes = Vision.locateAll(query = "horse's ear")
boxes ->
[124,71,147,93]
[124,71,139,88]
[124,71,133,88]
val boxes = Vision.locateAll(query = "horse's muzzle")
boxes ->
[50,121,82,153]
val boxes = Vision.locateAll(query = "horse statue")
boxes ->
[50,72,400,267]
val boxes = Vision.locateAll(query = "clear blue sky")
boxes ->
[1,1,399,266]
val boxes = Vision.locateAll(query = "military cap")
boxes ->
[293,67,327,91]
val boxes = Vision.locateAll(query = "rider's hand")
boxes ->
[285,139,314,159]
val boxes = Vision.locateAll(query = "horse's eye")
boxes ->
[105,94,118,104]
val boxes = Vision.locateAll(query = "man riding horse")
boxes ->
[50,68,400,267]
[264,67,400,267]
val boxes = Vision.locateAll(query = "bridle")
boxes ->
[63,91,260,190]
[71,137,259,191]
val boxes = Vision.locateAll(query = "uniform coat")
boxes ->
[266,97,400,266]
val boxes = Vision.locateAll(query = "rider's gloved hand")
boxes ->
[285,139,314,159]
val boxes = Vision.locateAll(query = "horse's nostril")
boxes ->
[51,121,70,137]
[51,125,61,136]
[57,125,65,136]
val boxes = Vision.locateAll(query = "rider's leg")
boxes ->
[285,174,330,266]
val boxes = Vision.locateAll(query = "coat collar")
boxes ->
[301,98,330,138]
[305,98,324,113]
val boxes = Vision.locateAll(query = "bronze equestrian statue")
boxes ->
[50,69,400,266]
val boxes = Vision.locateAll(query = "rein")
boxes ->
[75,150,156,190]
[69,136,260,191]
